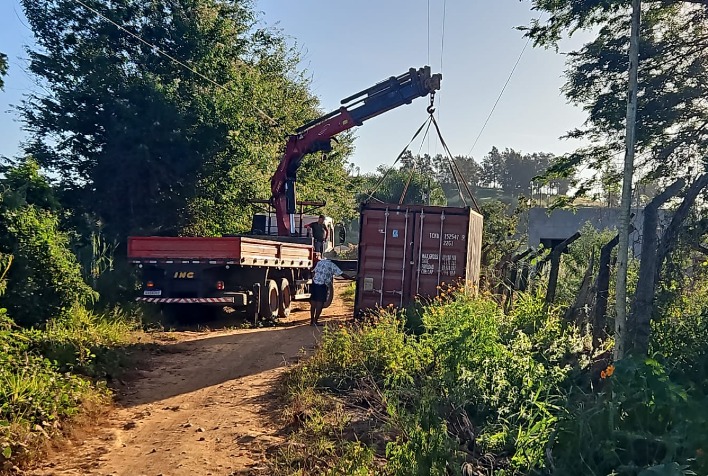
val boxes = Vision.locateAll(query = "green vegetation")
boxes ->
[0,304,140,466]
[0,52,7,91]
[273,287,708,475]
[1,0,706,472]
[341,282,356,304]
[0,160,141,468]
[20,0,357,240]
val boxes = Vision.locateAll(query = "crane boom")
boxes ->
[270,66,442,237]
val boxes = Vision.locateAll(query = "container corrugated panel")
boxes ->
[354,203,483,316]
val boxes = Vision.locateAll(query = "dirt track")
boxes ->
[32,283,352,476]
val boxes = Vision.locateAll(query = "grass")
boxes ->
[341,282,356,304]
[269,288,708,475]
[0,304,141,468]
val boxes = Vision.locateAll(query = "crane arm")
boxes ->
[271,66,442,237]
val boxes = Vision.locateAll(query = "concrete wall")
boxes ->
[526,207,671,256]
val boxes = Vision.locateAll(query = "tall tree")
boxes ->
[481,147,505,188]
[21,0,353,240]
[481,147,558,196]
[528,0,708,186]
[0,52,7,90]
[527,0,708,354]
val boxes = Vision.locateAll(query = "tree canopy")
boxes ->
[527,0,708,187]
[0,52,7,90]
[21,0,354,240]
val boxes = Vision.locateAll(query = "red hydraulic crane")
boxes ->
[270,66,442,236]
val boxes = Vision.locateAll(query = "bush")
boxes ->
[279,280,708,476]
[0,204,97,327]
[280,292,579,474]
[35,305,139,379]
[0,310,106,465]
[552,358,708,476]
[651,281,708,393]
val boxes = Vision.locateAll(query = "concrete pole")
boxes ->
[615,0,641,360]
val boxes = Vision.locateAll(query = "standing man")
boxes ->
[306,215,328,254]
[310,255,353,326]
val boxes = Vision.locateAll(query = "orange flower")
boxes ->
[601,364,615,380]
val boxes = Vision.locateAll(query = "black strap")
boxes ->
[363,115,433,202]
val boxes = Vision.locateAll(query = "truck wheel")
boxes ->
[278,278,291,318]
[260,279,279,320]
[323,281,334,309]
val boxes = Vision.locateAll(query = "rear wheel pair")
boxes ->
[259,278,291,320]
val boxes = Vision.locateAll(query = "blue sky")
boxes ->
[0,0,590,173]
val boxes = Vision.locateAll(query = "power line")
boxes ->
[433,0,447,156]
[438,0,447,115]
[427,0,431,65]
[466,22,537,157]
[72,0,278,126]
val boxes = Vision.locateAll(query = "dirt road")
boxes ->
[32,285,352,476]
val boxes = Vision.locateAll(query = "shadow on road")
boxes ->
[116,313,346,407]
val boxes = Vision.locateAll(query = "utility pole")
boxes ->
[615,0,641,360]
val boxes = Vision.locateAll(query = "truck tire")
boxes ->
[323,281,334,309]
[278,278,291,318]
[260,279,279,320]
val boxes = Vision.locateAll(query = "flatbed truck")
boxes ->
[128,235,329,320]
[130,66,441,320]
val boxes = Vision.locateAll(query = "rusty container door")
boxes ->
[355,205,414,312]
[410,206,474,298]
[354,203,483,316]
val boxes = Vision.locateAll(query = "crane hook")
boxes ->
[427,92,436,115]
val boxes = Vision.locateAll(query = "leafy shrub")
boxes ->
[651,282,708,392]
[0,204,97,327]
[281,284,708,476]
[34,305,139,378]
[386,418,457,476]
[0,309,106,464]
[308,312,428,390]
[552,358,708,475]
[282,292,579,474]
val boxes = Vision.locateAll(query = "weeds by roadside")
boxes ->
[269,289,708,475]
[341,282,356,304]
[0,305,141,470]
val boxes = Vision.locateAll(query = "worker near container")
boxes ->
[306,215,328,254]
[310,255,352,326]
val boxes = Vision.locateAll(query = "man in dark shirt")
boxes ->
[307,215,328,253]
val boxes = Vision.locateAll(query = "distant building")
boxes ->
[526,207,671,256]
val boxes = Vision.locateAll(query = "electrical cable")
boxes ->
[438,0,447,119]
[427,0,431,66]
[466,21,537,156]
[73,0,278,126]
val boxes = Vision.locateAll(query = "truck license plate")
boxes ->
[143,290,162,296]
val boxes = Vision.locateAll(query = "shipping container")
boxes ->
[354,203,483,316]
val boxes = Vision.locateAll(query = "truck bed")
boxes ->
[128,236,313,268]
